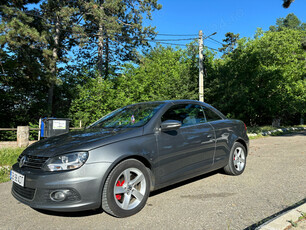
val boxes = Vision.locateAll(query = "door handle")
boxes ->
[201,134,214,144]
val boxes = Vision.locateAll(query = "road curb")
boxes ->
[256,203,306,230]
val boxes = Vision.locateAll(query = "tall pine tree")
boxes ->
[77,0,162,77]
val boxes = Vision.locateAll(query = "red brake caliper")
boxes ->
[116,180,125,200]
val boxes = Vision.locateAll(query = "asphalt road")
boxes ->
[0,132,305,230]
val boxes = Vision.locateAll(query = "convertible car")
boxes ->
[11,100,249,217]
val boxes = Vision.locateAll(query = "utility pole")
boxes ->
[198,30,204,102]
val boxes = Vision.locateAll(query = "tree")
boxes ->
[269,13,305,31]
[0,1,86,118]
[69,43,213,126]
[0,0,163,138]
[218,32,240,56]
[38,0,90,115]
[69,74,117,126]
[0,1,50,130]
[210,29,306,125]
[76,0,162,77]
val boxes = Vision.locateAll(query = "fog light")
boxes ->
[50,190,67,202]
[49,189,81,202]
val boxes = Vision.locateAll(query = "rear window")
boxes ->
[203,107,223,122]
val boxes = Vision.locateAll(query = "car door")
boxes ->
[203,106,230,168]
[156,103,216,185]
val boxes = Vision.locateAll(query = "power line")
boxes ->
[205,39,222,46]
[145,37,196,42]
[148,40,221,52]
[207,37,225,45]
[147,41,188,46]
[205,46,221,52]
[156,33,198,37]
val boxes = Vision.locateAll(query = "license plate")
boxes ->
[10,170,25,187]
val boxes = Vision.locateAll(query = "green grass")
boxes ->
[298,212,306,221]
[0,167,11,183]
[0,148,24,183]
[288,212,306,228]
[0,148,24,166]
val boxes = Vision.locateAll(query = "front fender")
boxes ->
[87,133,157,195]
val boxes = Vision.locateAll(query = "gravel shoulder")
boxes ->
[0,131,305,230]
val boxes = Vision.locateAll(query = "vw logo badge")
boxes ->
[19,156,27,168]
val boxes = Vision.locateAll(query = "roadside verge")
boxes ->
[256,202,306,230]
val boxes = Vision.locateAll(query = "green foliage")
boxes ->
[269,13,305,31]
[0,0,162,130]
[70,20,305,127]
[29,122,38,141]
[1,10,305,131]
[0,1,50,127]
[122,44,200,101]
[70,44,213,126]
[209,28,306,125]
[218,32,240,55]
[0,131,16,142]
[74,0,162,76]
[69,74,117,127]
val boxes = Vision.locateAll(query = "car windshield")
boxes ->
[90,102,165,128]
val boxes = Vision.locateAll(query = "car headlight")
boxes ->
[43,152,89,172]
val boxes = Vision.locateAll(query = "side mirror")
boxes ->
[161,120,182,131]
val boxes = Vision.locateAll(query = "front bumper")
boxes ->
[11,162,112,212]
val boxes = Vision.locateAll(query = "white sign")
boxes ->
[53,120,66,130]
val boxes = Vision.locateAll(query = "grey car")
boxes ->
[11,100,249,217]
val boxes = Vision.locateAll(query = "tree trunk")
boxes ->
[48,16,60,116]
[97,22,104,76]
[47,85,54,116]
[105,36,109,77]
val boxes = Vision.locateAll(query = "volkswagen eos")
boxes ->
[11,100,249,217]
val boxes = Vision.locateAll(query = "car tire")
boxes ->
[224,142,247,175]
[102,159,150,217]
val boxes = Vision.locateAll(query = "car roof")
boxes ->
[147,100,226,118]
[130,99,209,106]
[126,100,226,117]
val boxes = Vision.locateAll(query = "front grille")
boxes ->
[18,154,49,169]
[12,183,36,200]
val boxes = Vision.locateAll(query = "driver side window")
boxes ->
[161,104,206,127]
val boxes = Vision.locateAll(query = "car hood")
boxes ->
[22,127,143,157]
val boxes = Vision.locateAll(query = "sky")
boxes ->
[144,0,306,52]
